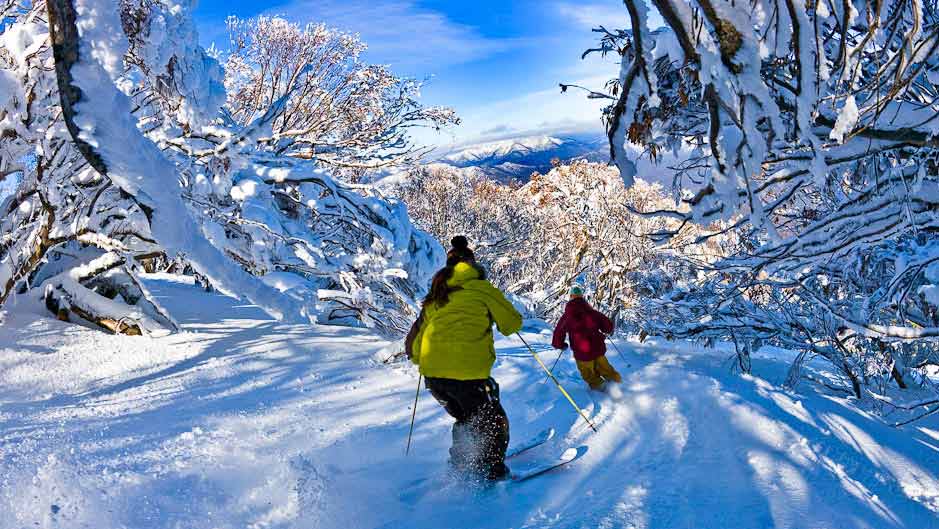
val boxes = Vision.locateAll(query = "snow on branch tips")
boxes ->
[574,0,939,406]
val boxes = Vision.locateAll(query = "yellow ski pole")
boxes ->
[518,334,598,433]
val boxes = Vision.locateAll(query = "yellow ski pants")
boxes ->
[576,356,622,390]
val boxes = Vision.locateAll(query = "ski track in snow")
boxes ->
[1,276,938,528]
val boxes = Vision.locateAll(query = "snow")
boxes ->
[0,70,19,114]
[926,262,939,283]
[0,22,45,68]
[230,179,259,201]
[651,28,685,64]
[130,0,225,125]
[0,262,11,296]
[918,285,939,308]
[2,274,938,528]
[74,0,128,81]
[829,96,859,144]
[612,54,638,188]
[262,271,312,293]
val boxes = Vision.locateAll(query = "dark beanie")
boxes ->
[446,235,475,266]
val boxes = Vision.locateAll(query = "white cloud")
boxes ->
[479,124,517,136]
[556,1,665,31]
[442,74,612,146]
[556,1,629,29]
[264,0,518,72]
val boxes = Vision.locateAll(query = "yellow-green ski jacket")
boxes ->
[408,263,523,380]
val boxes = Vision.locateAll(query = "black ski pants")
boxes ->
[424,376,510,481]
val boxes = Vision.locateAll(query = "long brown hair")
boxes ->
[423,267,457,308]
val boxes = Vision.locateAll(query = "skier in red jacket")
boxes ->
[552,285,622,390]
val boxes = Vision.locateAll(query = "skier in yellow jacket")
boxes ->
[406,236,522,481]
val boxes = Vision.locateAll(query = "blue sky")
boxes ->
[192,0,660,148]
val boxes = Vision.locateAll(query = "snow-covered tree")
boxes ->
[223,15,459,181]
[392,164,529,261]
[578,0,939,400]
[392,160,722,324]
[0,0,444,336]
[0,0,175,334]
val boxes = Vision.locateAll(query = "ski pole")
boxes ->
[406,374,422,455]
[605,333,627,364]
[518,334,598,433]
[543,347,566,384]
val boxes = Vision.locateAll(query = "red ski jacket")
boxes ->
[552,298,614,362]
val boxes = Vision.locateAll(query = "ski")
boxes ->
[509,446,588,483]
[399,431,572,503]
[506,428,555,459]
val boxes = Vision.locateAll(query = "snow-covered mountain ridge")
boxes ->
[442,135,566,164]
[438,133,607,183]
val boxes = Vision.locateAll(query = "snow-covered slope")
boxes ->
[2,275,938,528]
[439,134,607,183]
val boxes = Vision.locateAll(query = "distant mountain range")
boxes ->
[437,133,608,183]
